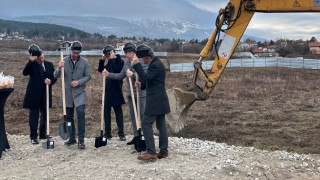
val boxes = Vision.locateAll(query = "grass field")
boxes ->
[1,54,320,154]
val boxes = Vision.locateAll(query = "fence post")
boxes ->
[290,58,291,68]
[166,55,170,71]
[265,57,266,67]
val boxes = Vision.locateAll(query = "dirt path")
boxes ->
[1,135,319,180]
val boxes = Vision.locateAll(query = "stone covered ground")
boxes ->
[1,135,320,179]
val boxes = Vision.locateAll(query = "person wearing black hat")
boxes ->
[23,44,57,144]
[102,42,148,144]
[98,45,126,141]
[54,41,91,149]
[127,44,170,161]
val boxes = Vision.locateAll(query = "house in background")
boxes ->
[309,42,320,55]
[115,40,133,51]
[59,41,72,51]
[236,42,258,51]
[294,39,305,45]
[252,46,278,57]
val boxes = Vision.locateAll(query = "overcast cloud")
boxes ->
[0,0,319,41]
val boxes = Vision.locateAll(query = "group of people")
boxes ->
[23,41,170,161]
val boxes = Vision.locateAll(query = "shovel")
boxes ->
[128,71,146,153]
[42,82,54,149]
[95,69,107,148]
[58,52,71,140]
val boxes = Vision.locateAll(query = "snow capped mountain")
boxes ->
[12,16,211,40]
[12,16,265,41]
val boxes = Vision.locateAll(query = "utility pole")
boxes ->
[181,41,185,55]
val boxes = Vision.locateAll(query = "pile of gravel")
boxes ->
[0,135,319,179]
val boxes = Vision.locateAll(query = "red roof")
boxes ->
[309,42,320,47]
[266,46,276,49]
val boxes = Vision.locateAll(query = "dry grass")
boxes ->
[166,67,320,154]
[2,54,320,154]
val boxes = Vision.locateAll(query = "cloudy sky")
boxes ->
[0,0,319,41]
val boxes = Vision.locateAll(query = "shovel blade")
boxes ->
[42,139,54,149]
[59,121,71,140]
[166,85,198,133]
[134,130,146,152]
[95,136,107,148]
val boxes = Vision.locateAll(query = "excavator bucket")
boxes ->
[166,85,199,133]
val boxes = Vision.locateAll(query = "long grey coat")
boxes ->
[54,55,91,108]
[107,59,148,98]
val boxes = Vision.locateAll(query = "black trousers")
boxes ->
[104,105,124,137]
[29,98,46,140]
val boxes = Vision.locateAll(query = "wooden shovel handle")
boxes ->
[101,69,106,131]
[60,52,66,115]
[135,73,141,129]
[127,69,139,128]
[46,83,50,135]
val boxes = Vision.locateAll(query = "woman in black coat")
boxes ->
[98,46,126,140]
[23,53,56,144]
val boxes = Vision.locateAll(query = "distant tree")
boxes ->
[170,38,180,52]
[108,35,117,40]
[269,40,275,45]
[310,36,318,42]
[200,38,208,45]
[244,38,255,43]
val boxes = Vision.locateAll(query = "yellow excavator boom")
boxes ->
[167,0,320,133]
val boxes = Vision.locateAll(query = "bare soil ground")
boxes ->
[1,54,320,154]
[1,53,320,179]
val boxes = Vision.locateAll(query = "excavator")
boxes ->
[166,0,320,133]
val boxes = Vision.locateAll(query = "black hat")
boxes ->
[103,45,115,55]
[71,41,82,53]
[136,44,153,58]
[28,44,42,57]
[123,42,136,53]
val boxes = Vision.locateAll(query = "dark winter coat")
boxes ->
[98,54,125,107]
[23,60,56,109]
[133,57,170,116]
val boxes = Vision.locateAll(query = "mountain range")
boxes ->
[12,16,266,42]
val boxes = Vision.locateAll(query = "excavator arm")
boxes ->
[167,0,320,133]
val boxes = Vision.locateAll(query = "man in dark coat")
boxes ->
[98,45,126,140]
[127,44,170,161]
[102,42,148,145]
[23,44,56,144]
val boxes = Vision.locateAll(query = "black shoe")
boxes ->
[119,136,126,141]
[40,135,51,139]
[31,139,39,144]
[64,139,77,146]
[104,134,112,139]
[39,135,47,139]
[126,138,135,145]
[78,142,85,149]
